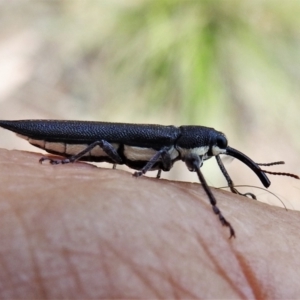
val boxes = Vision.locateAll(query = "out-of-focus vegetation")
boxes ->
[2,1,300,127]
[0,0,299,208]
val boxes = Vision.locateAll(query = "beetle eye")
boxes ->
[216,135,227,149]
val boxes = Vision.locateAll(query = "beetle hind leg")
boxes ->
[40,140,123,165]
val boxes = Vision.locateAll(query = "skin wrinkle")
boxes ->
[0,205,23,295]
[7,178,85,299]
[169,223,215,271]
[167,220,243,297]
[99,237,164,298]
[59,248,84,296]
[59,233,118,296]
[165,182,232,240]
[0,255,14,296]
[148,246,199,299]
[97,239,115,296]
[58,247,124,298]
[97,241,126,297]
[234,252,266,299]
[160,271,196,300]
[194,233,247,299]
[124,192,232,298]
[31,247,113,297]
[7,201,48,298]
[141,223,198,299]
[46,195,113,296]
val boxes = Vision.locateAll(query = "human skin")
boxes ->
[0,149,300,299]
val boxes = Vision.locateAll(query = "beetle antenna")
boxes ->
[257,161,285,166]
[259,170,300,179]
[255,160,299,179]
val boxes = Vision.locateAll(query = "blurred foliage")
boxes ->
[40,0,300,129]
[2,0,300,132]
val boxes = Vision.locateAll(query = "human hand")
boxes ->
[0,149,299,299]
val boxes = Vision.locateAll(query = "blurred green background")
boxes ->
[0,0,299,209]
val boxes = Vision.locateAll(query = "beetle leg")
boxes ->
[185,153,235,238]
[215,155,256,199]
[133,147,171,177]
[40,140,123,165]
[156,169,162,179]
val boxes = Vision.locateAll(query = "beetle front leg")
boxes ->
[215,155,257,199]
[40,140,123,165]
[184,153,235,238]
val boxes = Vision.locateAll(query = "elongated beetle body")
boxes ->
[0,120,298,238]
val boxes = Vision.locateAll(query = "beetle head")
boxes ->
[208,131,228,156]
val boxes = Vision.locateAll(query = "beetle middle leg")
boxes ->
[156,149,173,178]
[156,169,162,179]
[40,140,123,165]
[133,147,172,177]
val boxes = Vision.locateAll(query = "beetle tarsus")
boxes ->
[133,171,143,177]
[213,205,235,238]
[39,156,71,165]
